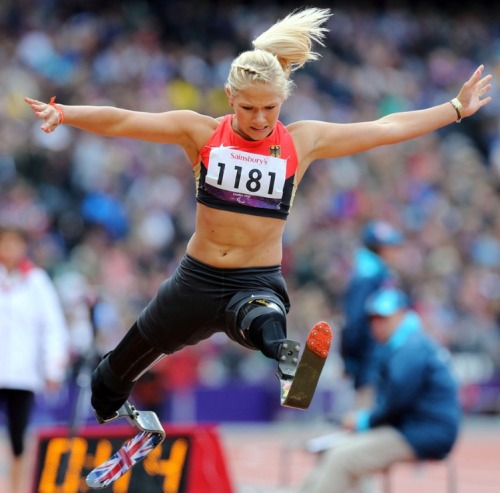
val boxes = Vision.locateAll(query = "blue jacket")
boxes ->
[356,311,461,459]
[340,247,396,388]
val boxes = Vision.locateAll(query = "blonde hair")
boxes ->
[226,7,332,100]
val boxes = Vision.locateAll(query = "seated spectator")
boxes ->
[298,287,461,493]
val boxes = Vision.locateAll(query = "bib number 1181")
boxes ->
[216,162,277,194]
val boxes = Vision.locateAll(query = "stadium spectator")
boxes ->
[298,287,461,493]
[0,225,69,493]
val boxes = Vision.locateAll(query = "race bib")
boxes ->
[205,146,286,209]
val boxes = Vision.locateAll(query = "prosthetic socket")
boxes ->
[233,293,301,380]
[231,292,288,360]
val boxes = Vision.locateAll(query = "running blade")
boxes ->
[280,321,332,409]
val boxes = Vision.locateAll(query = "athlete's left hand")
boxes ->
[456,64,493,118]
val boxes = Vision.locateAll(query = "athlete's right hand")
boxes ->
[24,96,63,134]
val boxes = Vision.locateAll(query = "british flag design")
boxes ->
[86,431,165,489]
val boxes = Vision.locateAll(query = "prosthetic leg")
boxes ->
[232,294,333,410]
[87,324,166,489]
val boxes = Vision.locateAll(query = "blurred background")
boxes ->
[0,0,500,491]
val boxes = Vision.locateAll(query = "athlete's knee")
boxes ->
[236,297,287,360]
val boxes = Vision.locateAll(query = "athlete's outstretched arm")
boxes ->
[298,64,493,162]
[24,96,213,148]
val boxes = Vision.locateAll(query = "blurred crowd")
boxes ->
[1,0,500,402]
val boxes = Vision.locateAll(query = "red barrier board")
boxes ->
[31,424,235,493]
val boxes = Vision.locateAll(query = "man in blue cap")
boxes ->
[340,220,405,408]
[299,286,461,493]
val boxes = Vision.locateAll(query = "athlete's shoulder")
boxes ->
[286,119,319,141]
[182,112,222,151]
[215,114,231,123]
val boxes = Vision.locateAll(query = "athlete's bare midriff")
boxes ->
[186,203,285,268]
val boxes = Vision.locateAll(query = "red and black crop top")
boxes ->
[194,115,299,220]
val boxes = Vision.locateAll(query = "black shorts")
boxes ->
[0,388,35,456]
[137,254,290,353]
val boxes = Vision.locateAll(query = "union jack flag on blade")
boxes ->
[86,431,165,489]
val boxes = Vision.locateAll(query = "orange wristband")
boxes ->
[49,96,64,124]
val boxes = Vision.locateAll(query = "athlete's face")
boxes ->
[226,83,284,141]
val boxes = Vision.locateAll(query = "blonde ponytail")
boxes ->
[253,7,331,73]
[226,7,332,99]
